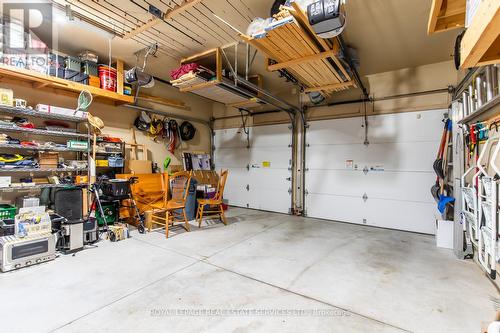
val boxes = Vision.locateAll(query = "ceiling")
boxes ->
[42,0,459,97]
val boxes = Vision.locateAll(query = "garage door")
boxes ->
[305,110,445,234]
[214,124,292,214]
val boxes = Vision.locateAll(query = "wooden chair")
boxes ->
[196,169,228,227]
[151,171,192,238]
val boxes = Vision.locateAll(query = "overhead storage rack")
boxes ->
[240,3,355,95]
[171,47,300,115]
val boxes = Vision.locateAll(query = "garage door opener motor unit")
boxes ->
[307,0,346,39]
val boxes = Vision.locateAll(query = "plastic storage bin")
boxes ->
[0,204,16,220]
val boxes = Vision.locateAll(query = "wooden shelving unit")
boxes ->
[427,0,466,34]
[460,0,500,68]
[241,3,355,96]
[0,62,133,105]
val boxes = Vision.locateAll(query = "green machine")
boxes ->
[95,202,118,226]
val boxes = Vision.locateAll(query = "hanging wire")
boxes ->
[239,108,250,148]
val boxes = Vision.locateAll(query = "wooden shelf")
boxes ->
[427,0,466,35]
[460,0,500,68]
[241,3,355,95]
[0,64,134,105]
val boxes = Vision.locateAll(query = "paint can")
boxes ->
[98,65,117,92]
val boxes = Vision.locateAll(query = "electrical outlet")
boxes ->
[363,219,367,224]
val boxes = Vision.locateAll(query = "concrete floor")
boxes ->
[0,207,498,333]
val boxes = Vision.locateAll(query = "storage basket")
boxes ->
[0,204,16,220]
[64,56,82,72]
[82,60,98,76]
[108,156,124,168]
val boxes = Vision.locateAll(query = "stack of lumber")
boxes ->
[241,3,355,96]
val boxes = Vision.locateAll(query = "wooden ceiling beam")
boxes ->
[123,0,204,40]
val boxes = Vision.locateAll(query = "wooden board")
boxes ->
[241,4,354,95]
[0,64,133,104]
[460,0,500,68]
[427,0,466,35]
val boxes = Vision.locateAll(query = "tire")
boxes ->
[138,224,145,234]
[109,231,116,242]
[490,270,497,280]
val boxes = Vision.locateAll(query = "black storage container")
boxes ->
[49,53,65,78]
[0,219,15,236]
[64,69,89,84]
[101,179,130,199]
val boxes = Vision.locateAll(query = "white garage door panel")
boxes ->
[306,141,437,171]
[365,199,436,234]
[215,149,250,168]
[369,111,443,143]
[306,109,446,234]
[214,128,250,148]
[306,169,435,203]
[251,124,291,146]
[248,189,291,213]
[250,148,291,169]
[307,118,366,144]
[222,168,249,207]
[215,124,292,214]
[306,195,435,234]
[306,194,367,224]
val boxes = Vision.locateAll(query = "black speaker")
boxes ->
[54,188,83,221]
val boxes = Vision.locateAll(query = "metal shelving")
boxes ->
[0,124,90,138]
[0,168,87,173]
[0,143,87,152]
[0,105,88,123]
[0,184,86,192]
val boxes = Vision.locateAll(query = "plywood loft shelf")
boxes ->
[427,0,466,34]
[460,0,500,68]
[0,62,134,105]
[241,3,355,95]
[171,48,265,108]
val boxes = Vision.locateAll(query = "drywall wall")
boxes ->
[0,79,213,170]
[213,60,459,129]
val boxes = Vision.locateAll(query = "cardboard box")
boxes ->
[35,104,88,119]
[38,152,58,169]
[126,160,152,174]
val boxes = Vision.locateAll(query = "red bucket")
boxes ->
[98,65,117,92]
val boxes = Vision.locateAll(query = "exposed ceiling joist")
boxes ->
[123,0,204,40]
